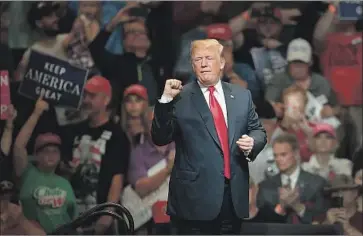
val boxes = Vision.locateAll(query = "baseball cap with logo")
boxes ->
[287,38,312,64]
[34,133,62,153]
[123,84,148,101]
[206,24,233,42]
[313,123,337,139]
[84,76,112,97]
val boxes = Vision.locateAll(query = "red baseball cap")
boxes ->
[34,133,62,153]
[84,76,112,97]
[313,123,337,138]
[206,24,233,41]
[123,84,148,101]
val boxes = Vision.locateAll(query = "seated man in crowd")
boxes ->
[266,38,339,120]
[12,96,78,234]
[257,133,328,224]
[302,123,352,181]
[313,174,362,236]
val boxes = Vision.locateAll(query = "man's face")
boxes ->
[314,132,336,154]
[79,1,100,20]
[36,145,61,169]
[38,12,59,33]
[273,142,298,173]
[123,21,150,52]
[288,62,310,80]
[82,91,109,116]
[257,17,282,39]
[124,95,147,118]
[191,44,225,86]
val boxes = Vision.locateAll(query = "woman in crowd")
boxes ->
[313,174,362,236]
[302,123,352,182]
[12,96,78,234]
[120,84,150,148]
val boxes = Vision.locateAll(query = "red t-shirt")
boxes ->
[320,32,362,106]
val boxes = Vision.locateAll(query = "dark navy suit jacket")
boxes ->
[151,81,267,221]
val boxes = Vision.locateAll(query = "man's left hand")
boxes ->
[236,135,254,155]
[94,215,113,234]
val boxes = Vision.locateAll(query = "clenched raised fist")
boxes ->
[163,79,183,98]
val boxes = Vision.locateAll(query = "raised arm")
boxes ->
[313,3,338,54]
[131,148,174,197]
[13,95,49,177]
[88,4,139,73]
[0,105,17,156]
[151,79,182,146]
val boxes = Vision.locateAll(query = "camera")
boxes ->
[331,196,344,208]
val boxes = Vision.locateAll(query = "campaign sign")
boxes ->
[0,70,11,120]
[18,51,89,108]
[339,2,362,20]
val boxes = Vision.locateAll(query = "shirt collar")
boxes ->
[281,166,301,182]
[308,154,336,169]
[198,79,223,95]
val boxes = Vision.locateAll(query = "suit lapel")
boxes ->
[191,81,222,150]
[270,175,283,204]
[222,82,236,148]
[296,170,308,199]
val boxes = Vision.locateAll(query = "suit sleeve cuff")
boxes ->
[159,95,173,104]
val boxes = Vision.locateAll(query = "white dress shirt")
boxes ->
[281,167,301,190]
[159,80,228,125]
[198,80,228,126]
[301,154,352,180]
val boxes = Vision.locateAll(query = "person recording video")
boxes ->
[313,174,363,236]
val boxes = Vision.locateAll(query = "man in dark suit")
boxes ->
[151,39,267,234]
[257,133,328,224]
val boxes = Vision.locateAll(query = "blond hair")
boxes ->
[190,39,224,59]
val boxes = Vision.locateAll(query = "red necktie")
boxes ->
[208,86,231,179]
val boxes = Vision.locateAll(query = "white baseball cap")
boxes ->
[287,38,312,64]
